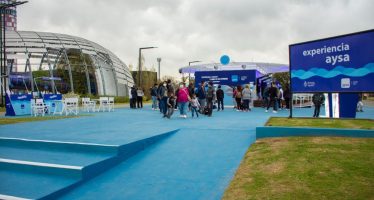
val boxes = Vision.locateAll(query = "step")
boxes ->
[0,137,117,167]
[0,159,80,200]
[0,130,179,200]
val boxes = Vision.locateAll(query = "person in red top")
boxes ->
[177,82,190,118]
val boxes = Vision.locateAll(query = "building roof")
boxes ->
[179,62,289,75]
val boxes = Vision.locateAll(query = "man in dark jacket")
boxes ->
[206,82,215,117]
[216,85,224,111]
[197,81,206,113]
[130,86,137,109]
[312,93,325,117]
[158,81,168,117]
[151,84,158,110]
[266,82,278,113]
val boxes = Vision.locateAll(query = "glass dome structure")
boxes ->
[5,30,134,96]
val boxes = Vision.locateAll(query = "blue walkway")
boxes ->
[0,105,372,199]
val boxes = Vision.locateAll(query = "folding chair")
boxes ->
[65,98,79,115]
[82,97,96,112]
[108,97,114,112]
[98,97,109,112]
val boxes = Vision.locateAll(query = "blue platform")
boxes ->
[0,105,373,199]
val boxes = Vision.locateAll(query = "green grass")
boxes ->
[0,115,83,125]
[266,117,374,130]
[223,137,374,200]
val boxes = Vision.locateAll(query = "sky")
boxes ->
[18,0,374,78]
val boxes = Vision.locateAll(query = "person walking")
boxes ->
[242,85,252,112]
[136,87,144,108]
[159,81,168,117]
[234,85,243,111]
[278,86,284,110]
[190,94,200,118]
[266,82,278,113]
[216,85,224,111]
[130,86,137,109]
[206,82,215,117]
[151,84,158,110]
[312,92,325,117]
[197,81,206,113]
[283,86,291,110]
[188,83,195,111]
[166,92,176,119]
[177,83,190,118]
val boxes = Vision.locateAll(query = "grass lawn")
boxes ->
[0,115,82,125]
[223,137,374,200]
[266,117,374,130]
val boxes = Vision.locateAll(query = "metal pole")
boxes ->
[0,9,3,106]
[288,46,293,118]
[138,48,141,87]
[157,57,161,81]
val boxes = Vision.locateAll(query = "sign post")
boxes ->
[289,29,374,118]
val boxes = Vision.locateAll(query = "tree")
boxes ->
[272,72,290,89]
[128,64,134,71]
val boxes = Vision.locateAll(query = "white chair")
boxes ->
[32,98,47,117]
[107,97,114,112]
[52,100,64,115]
[64,98,79,115]
[98,97,109,112]
[82,97,96,112]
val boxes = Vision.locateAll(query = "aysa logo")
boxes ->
[341,78,350,88]
[17,95,27,100]
[50,95,57,99]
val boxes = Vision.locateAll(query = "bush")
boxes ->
[114,96,129,103]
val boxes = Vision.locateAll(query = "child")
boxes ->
[166,93,176,119]
[190,94,200,118]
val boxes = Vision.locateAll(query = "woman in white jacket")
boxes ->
[242,85,252,112]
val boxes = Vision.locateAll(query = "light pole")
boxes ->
[188,60,201,83]
[138,47,157,87]
[0,1,28,107]
[157,57,161,81]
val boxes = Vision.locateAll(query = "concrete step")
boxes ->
[0,130,178,200]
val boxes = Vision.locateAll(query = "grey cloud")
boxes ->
[18,0,374,77]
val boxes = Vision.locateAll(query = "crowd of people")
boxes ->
[260,82,290,113]
[146,80,260,119]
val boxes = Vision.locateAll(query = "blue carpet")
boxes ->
[0,105,372,199]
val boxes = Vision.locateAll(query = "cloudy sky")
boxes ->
[18,0,374,78]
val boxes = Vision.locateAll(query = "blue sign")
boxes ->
[195,70,257,87]
[220,55,230,65]
[290,30,374,92]
[6,94,33,116]
[43,94,63,113]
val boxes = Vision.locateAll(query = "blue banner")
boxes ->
[194,70,258,87]
[290,30,374,92]
[43,94,63,113]
[5,94,32,116]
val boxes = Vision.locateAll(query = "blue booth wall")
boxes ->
[194,70,259,106]
[5,94,63,116]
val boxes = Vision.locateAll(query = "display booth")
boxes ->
[5,93,62,116]
[194,70,261,106]
[4,75,63,116]
[289,29,374,118]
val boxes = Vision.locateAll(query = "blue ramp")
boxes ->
[60,128,256,200]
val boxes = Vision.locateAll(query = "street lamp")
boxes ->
[157,57,161,81]
[188,60,201,83]
[0,1,28,107]
[138,47,157,87]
